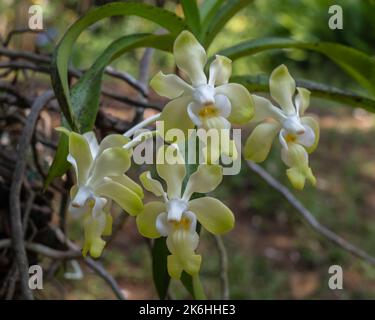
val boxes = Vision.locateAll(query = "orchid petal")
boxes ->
[68,132,93,184]
[110,174,144,199]
[244,122,280,162]
[301,116,320,153]
[188,197,234,234]
[215,83,254,124]
[215,94,231,118]
[269,64,296,114]
[173,31,207,86]
[139,171,165,197]
[208,55,232,86]
[156,145,186,199]
[252,95,286,123]
[150,71,193,99]
[136,201,165,238]
[160,96,194,141]
[97,134,129,156]
[83,132,99,159]
[89,147,131,187]
[295,87,311,116]
[183,164,223,200]
[95,179,143,216]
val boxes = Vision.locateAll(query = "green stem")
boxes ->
[192,274,207,300]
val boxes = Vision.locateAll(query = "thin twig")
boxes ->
[246,161,375,266]
[9,90,54,300]
[214,235,230,300]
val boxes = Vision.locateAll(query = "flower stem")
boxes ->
[123,113,161,137]
[123,130,156,150]
[192,274,207,300]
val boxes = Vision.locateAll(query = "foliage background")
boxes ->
[1,0,374,299]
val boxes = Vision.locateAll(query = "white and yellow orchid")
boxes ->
[244,65,320,190]
[150,30,254,138]
[59,128,144,257]
[136,145,234,279]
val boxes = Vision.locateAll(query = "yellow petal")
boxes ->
[136,201,165,238]
[215,83,254,124]
[173,31,207,86]
[97,134,130,156]
[139,171,165,197]
[111,174,144,199]
[244,122,280,162]
[188,197,234,234]
[167,254,184,279]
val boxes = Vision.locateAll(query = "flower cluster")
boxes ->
[62,30,320,283]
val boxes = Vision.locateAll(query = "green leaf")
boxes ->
[70,33,174,132]
[51,2,186,130]
[180,0,201,40]
[44,132,70,188]
[200,0,226,30]
[203,0,252,48]
[232,74,375,113]
[152,237,171,300]
[217,37,375,97]
[180,272,195,298]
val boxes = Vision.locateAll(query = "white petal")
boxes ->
[91,196,107,218]
[71,186,92,207]
[173,31,207,86]
[187,101,203,127]
[83,132,99,159]
[166,199,188,222]
[214,94,231,118]
[297,124,315,147]
[192,84,215,105]
[156,212,169,236]
[208,55,232,86]
[269,65,296,114]
[150,71,193,99]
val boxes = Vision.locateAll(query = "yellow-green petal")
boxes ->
[215,83,254,124]
[150,71,193,99]
[244,122,280,162]
[97,134,130,156]
[111,174,144,199]
[173,30,207,86]
[156,145,186,199]
[136,201,165,239]
[89,147,131,186]
[208,55,232,86]
[68,131,93,184]
[95,180,143,216]
[139,171,165,197]
[160,96,194,142]
[269,64,296,114]
[295,87,311,116]
[183,164,223,200]
[167,254,184,279]
[188,197,234,234]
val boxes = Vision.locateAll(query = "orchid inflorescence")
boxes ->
[62,31,320,291]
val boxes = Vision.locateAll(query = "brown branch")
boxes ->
[246,161,375,266]
[9,90,54,300]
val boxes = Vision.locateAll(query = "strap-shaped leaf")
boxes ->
[180,0,201,40]
[200,0,226,30]
[232,74,375,113]
[203,0,252,48]
[217,37,375,97]
[51,2,185,130]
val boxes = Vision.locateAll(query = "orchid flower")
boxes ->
[136,145,234,279]
[150,30,254,138]
[59,128,144,257]
[244,65,320,190]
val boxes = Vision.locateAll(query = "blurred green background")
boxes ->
[1,0,374,299]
